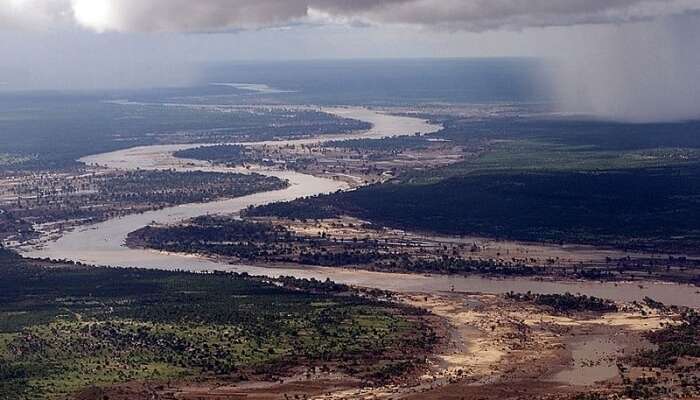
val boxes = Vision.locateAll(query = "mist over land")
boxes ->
[552,14,700,122]
[1,0,699,122]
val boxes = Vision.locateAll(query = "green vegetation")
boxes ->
[246,165,700,254]
[505,292,618,314]
[0,210,36,243]
[126,216,545,277]
[173,144,255,165]
[433,115,700,153]
[324,135,432,152]
[414,141,700,183]
[0,93,369,170]
[0,249,435,399]
[250,113,700,255]
[615,309,700,399]
[2,170,286,238]
[635,310,700,368]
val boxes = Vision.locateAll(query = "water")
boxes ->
[21,107,700,308]
[549,335,620,386]
[208,83,295,94]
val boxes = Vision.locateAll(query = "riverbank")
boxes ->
[0,249,437,400]
[18,106,699,307]
[10,105,700,399]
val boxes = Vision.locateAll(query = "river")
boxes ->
[21,106,700,308]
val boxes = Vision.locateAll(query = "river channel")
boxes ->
[21,106,700,308]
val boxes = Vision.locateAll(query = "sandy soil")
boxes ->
[314,292,675,399]
[71,290,675,400]
[16,105,691,399]
[273,215,696,269]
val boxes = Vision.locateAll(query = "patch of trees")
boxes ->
[635,309,700,368]
[0,209,36,243]
[245,198,342,221]
[324,135,431,152]
[0,249,436,399]
[5,170,287,229]
[127,218,552,277]
[615,308,700,398]
[246,166,700,255]
[505,292,618,313]
[174,144,255,165]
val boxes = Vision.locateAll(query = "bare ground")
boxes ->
[72,292,672,400]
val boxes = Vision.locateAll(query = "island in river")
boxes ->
[4,103,699,399]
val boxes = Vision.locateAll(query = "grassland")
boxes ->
[0,249,435,400]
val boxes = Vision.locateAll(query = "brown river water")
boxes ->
[20,106,700,308]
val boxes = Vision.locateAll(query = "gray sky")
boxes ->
[1,0,699,121]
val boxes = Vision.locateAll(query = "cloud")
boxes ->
[1,1,699,123]
[343,0,700,31]
[69,0,310,33]
[552,14,700,122]
[0,0,72,30]
[2,0,700,33]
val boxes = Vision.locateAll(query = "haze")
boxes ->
[1,0,699,122]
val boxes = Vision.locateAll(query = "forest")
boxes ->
[505,292,618,314]
[0,248,436,400]
[247,165,700,254]
[173,144,255,165]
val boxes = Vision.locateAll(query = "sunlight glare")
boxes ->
[71,0,115,32]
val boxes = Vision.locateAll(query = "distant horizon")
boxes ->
[0,56,542,91]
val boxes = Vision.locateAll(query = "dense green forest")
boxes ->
[324,135,432,152]
[247,113,700,254]
[505,292,618,314]
[0,249,435,399]
[247,165,700,253]
[173,144,252,164]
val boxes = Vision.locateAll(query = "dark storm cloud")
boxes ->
[2,1,699,122]
[346,0,700,30]
[3,0,700,32]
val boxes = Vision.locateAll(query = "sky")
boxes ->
[1,0,699,121]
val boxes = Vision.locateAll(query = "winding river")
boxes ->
[21,107,700,308]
